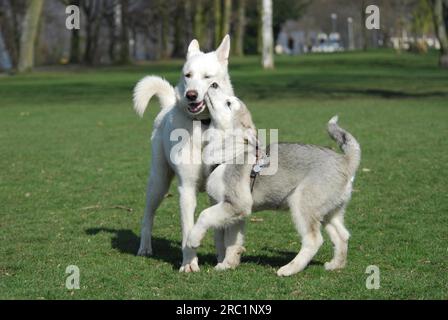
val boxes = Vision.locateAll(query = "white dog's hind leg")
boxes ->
[138,143,173,256]
[215,221,246,271]
[214,229,226,263]
[178,182,200,273]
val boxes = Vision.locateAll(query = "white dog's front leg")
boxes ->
[215,221,246,271]
[178,183,200,273]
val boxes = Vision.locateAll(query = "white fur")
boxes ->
[133,36,240,273]
[133,76,176,117]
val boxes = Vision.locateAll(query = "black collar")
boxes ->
[198,118,211,126]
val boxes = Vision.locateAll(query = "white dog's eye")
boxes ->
[226,101,231,108]
[204,75,211,79]
[185,73,192,78]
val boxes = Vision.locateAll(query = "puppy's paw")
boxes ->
[324,260,345,271]
[179,261,200,273]
[137,246,153,257]
[186,231,202,249]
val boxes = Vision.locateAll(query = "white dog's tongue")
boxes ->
[188,101,204,113]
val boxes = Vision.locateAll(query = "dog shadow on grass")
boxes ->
[85,227,323,269]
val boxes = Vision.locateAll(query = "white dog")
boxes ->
[133,36,246,272]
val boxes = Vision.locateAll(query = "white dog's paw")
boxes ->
[277,263,300,277]
[179,261,200,273]
[214,262,233,271]
[324,260,345,271]
[137,246,153,257]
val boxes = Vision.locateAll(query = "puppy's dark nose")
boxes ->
[186,90,198,101]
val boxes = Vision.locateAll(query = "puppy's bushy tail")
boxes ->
[327,116,361,176]
[133,76,176,117]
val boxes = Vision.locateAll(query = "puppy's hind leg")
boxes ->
[324,206,350,271]
[137,147,174,256]
[277,190,324,276]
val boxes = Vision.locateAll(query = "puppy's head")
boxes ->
[177,36,232,119]
[205,82,256,143]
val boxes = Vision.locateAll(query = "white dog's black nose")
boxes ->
[186,90,198,101]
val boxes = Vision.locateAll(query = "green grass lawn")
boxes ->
[0,50,447,299]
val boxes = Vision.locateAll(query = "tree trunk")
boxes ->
[193,0,204,44]
[221,0,232,37]
[118,0,130,64]
[69,0,81,63]
[261,0,274,69]
[17,0,44,72]
[83,1,103,65]
[234,0,246,56]
[160,0,170,59]
[214,0,222,47]
[257,0,262,54]
[172,0,186,57]
[361,0,368,51]
[432,0,448,67]
[0,28,13,71]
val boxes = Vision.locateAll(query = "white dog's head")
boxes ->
[177,35,233,119]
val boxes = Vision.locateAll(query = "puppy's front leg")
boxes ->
[187,202,242,249]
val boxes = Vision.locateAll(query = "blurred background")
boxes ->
[0,0,447,72]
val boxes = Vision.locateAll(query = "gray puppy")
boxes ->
[187,85,361,276]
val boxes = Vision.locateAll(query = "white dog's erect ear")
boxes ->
[216,34,230,62]
[187,39,200,58]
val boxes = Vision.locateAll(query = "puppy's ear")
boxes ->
[187,39,200,58]
[237,101,256,144]
[216,34,230,63]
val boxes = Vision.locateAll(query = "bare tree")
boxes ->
[69,0,81,63]
[261,0,274,69]
[0,0,24,67]
[118,0,130,63]
[234,0,246,56]
[214,0,222,47]
[82,0,104,65]
[221,0,232,38]
[431,0,448,67]
[172,0,187,57]
[17,0,44,72]
[193,0,204,44]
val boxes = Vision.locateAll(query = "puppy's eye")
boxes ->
[185,73,192,78]
[211,82,219,89]
[226,101,231,108]
[204,75,211,79]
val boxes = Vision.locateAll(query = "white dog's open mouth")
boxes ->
[188,101,205,114]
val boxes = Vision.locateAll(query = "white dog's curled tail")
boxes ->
[133,75,176,117]
[327,115,361,175]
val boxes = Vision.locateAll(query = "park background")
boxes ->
[0,0,447,299]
